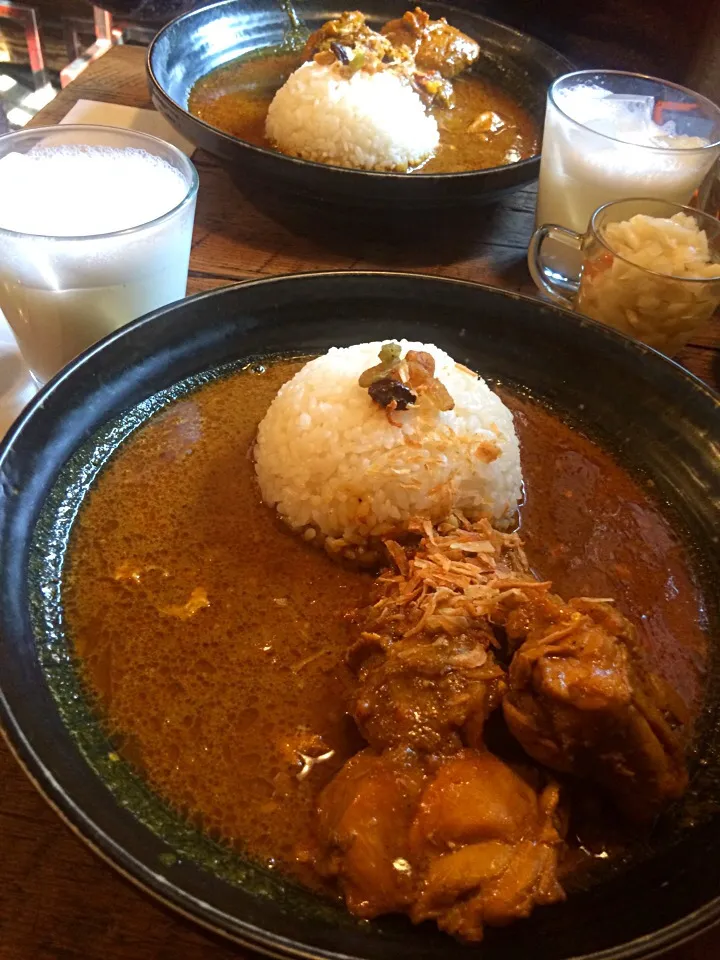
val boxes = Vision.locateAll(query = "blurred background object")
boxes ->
[0,0,717,132]
[482,0,719,96]
[93,1,202,22]
[0,1,204,131]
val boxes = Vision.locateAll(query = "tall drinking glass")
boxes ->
[0,125,198,385]
[537,71,720,235]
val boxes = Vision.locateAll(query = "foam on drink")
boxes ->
[0,146,188,236]
[0,143,196,384]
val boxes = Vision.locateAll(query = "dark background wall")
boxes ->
[449,0,717,84]
[2,0,718,84]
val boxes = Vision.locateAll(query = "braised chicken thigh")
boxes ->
[313,514,690,938]
[316,747,426,917]
[351,633,506,752]
[382,6,480,77]
[316,747,565,941]
[501,593,690,823]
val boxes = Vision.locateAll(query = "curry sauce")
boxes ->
[64,361,707,886]
[188,52,539,173]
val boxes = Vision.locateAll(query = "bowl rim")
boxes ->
[1,270,719,960]
[146,0,573,181]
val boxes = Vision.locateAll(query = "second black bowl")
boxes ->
[147,0,571,240]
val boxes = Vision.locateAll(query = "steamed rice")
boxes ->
[254,341,522,547]
[265,61,439,172]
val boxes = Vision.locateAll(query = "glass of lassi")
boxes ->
[535,71,720,292]
[0,125,198,385]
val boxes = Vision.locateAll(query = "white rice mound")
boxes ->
[254,341,523,547]
[265,61,439,172]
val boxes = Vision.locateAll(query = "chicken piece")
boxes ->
[409,751,565,940]
[416,838,563,940]
[315,747,427,917]
[382,7,480,78]
[353,515,689,821]
[346,516,527,752]
[315,747,564,941]
[351,633,506,752]
[410,749,545,852]
[501,593,690,823]
[314,513,689,940]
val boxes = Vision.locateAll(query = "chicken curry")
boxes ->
[188,8,539,173]
[64,359,707,941]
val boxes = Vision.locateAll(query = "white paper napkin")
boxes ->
[60,99,196,156]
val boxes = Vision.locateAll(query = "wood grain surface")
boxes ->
[2,44,718,960]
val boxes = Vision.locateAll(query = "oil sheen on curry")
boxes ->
[65,344,707,943]
[188,8,538,173]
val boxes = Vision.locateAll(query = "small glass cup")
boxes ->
[0,125,199,385]
[528,198,720,356]
[537,70,720,235]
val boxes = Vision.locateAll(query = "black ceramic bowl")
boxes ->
[1,274,720,960]
[147,0,571,238]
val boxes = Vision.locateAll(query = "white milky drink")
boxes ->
[0,127,198,385]
[536,73,720,235]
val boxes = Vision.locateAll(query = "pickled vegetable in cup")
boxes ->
[576,211,720,354]
[528,198,720,356]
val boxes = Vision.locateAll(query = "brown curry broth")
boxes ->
[507,393,707,712]
[65,361,706,886]
[187,52,539,173]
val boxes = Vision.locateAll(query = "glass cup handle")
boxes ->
[528,223,583,306]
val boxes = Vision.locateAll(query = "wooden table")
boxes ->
[1,44,718,960]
